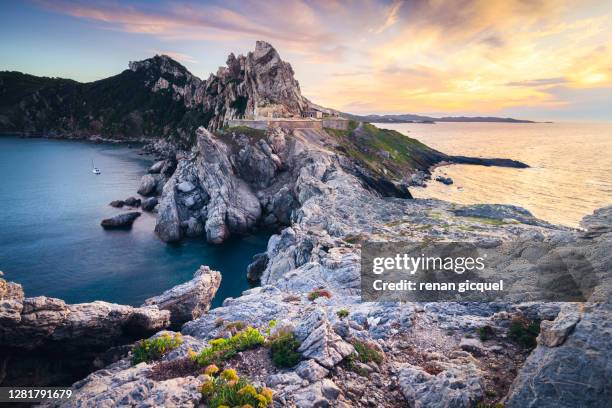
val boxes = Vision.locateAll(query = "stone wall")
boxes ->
[227,119,323,130]
[322,118,349,130]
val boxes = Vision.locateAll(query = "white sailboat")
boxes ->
[91,159,101,175]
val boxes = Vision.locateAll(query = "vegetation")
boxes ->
[192,327,265,366]
[478,325,495,341]
[325,121,445,178]
[346,339,384,376]
[509,317,540,349]
[132,332,184,364]
[336,309,350,319]
[268,329,301,368]
[200,367,273,408]
[307,288,332,301]
[462,216,507,226]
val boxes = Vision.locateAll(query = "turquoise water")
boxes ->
[0,137,269,307]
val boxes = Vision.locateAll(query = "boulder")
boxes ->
[435,176,453,185]
[100,212,141,229]
[246,253,269,284]
[141,197,158,212]
[148,160,166,174]
[123,196,141,207]
[109,200,125,208]
[296,359,329,382]
[537,304,581,347]
[137,174,159,196]
[143,266,221,327]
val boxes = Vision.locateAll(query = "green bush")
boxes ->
[201,367,273,408]
[336,309,349,319]
[268,330,301,368]
[346,339,383,375]
[193,327,265,366]
[478,325,494,341]
[132,332,183,364]
[352,339,383,364]
[509,317,540,349]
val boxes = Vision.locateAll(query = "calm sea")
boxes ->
[0,137,268,306]
[374,122,612,227]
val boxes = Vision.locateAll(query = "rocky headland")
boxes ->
[0,42,609,407]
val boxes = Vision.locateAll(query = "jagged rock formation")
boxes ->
[0,266,221,388]
[143,266,221,327]
[0,41,309,145]
[48,131,611,407]
[3,42,609,407]
[0,280,169,351]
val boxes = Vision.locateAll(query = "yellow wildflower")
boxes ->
[186,347,197,360]
[238,384,257,397]
[200,379,214,395]
[260,387,273,403]
[204,364,219,376]
[221,368,239,382]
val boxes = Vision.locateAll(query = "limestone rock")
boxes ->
[143,266,221,327]
[100,212,141,229]
[137,174,159,196]
[296,359,329,382]
[398,361,485,408]
[142,197,158,212]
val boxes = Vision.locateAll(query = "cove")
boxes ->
[0,136,269,308]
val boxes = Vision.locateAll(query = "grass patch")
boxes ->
[132,332,183,364]
[337,309,350,319]
[325,122,444,178]
[462,216,507,226]
[346,339,384,375]
[268,329,301,368]
[201,367,273,408]
[509,317,540,349]
[308,288,332,301]
[192,327,265,366]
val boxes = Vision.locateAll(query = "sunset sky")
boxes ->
[1,0,611,121]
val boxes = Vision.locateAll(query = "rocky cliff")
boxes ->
[0,41,309,145]
[40,142,611,406]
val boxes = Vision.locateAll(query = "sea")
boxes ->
[0,136,268,307]
[374,122,612,228]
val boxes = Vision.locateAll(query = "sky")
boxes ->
[1,0,611,121]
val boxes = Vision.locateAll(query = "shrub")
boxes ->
[201,367,273,408]
[351,339,383,364]
[307,289,332,301]
[336,309,349,319]
[193,327,265,366]
[268,330,301,368]
[346,339,383,376]
[132,332,183,364]
[509,317,540,349]
[478,325,494,341]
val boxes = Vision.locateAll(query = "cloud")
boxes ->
[506,78,568,87]
[149,50,198,64]
[30,0,612,117]
[371,0,403,34]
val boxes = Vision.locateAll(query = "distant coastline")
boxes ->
[345,112,538,124]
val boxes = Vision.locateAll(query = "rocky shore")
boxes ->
[0,41,609,408]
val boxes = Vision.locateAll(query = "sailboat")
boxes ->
[91,159,101,175]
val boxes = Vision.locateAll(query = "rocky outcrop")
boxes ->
[142,197,158,212]
[398,361,485,408]
[100,211,141,229]
[0,278,170,351]
[143,266,221,327]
